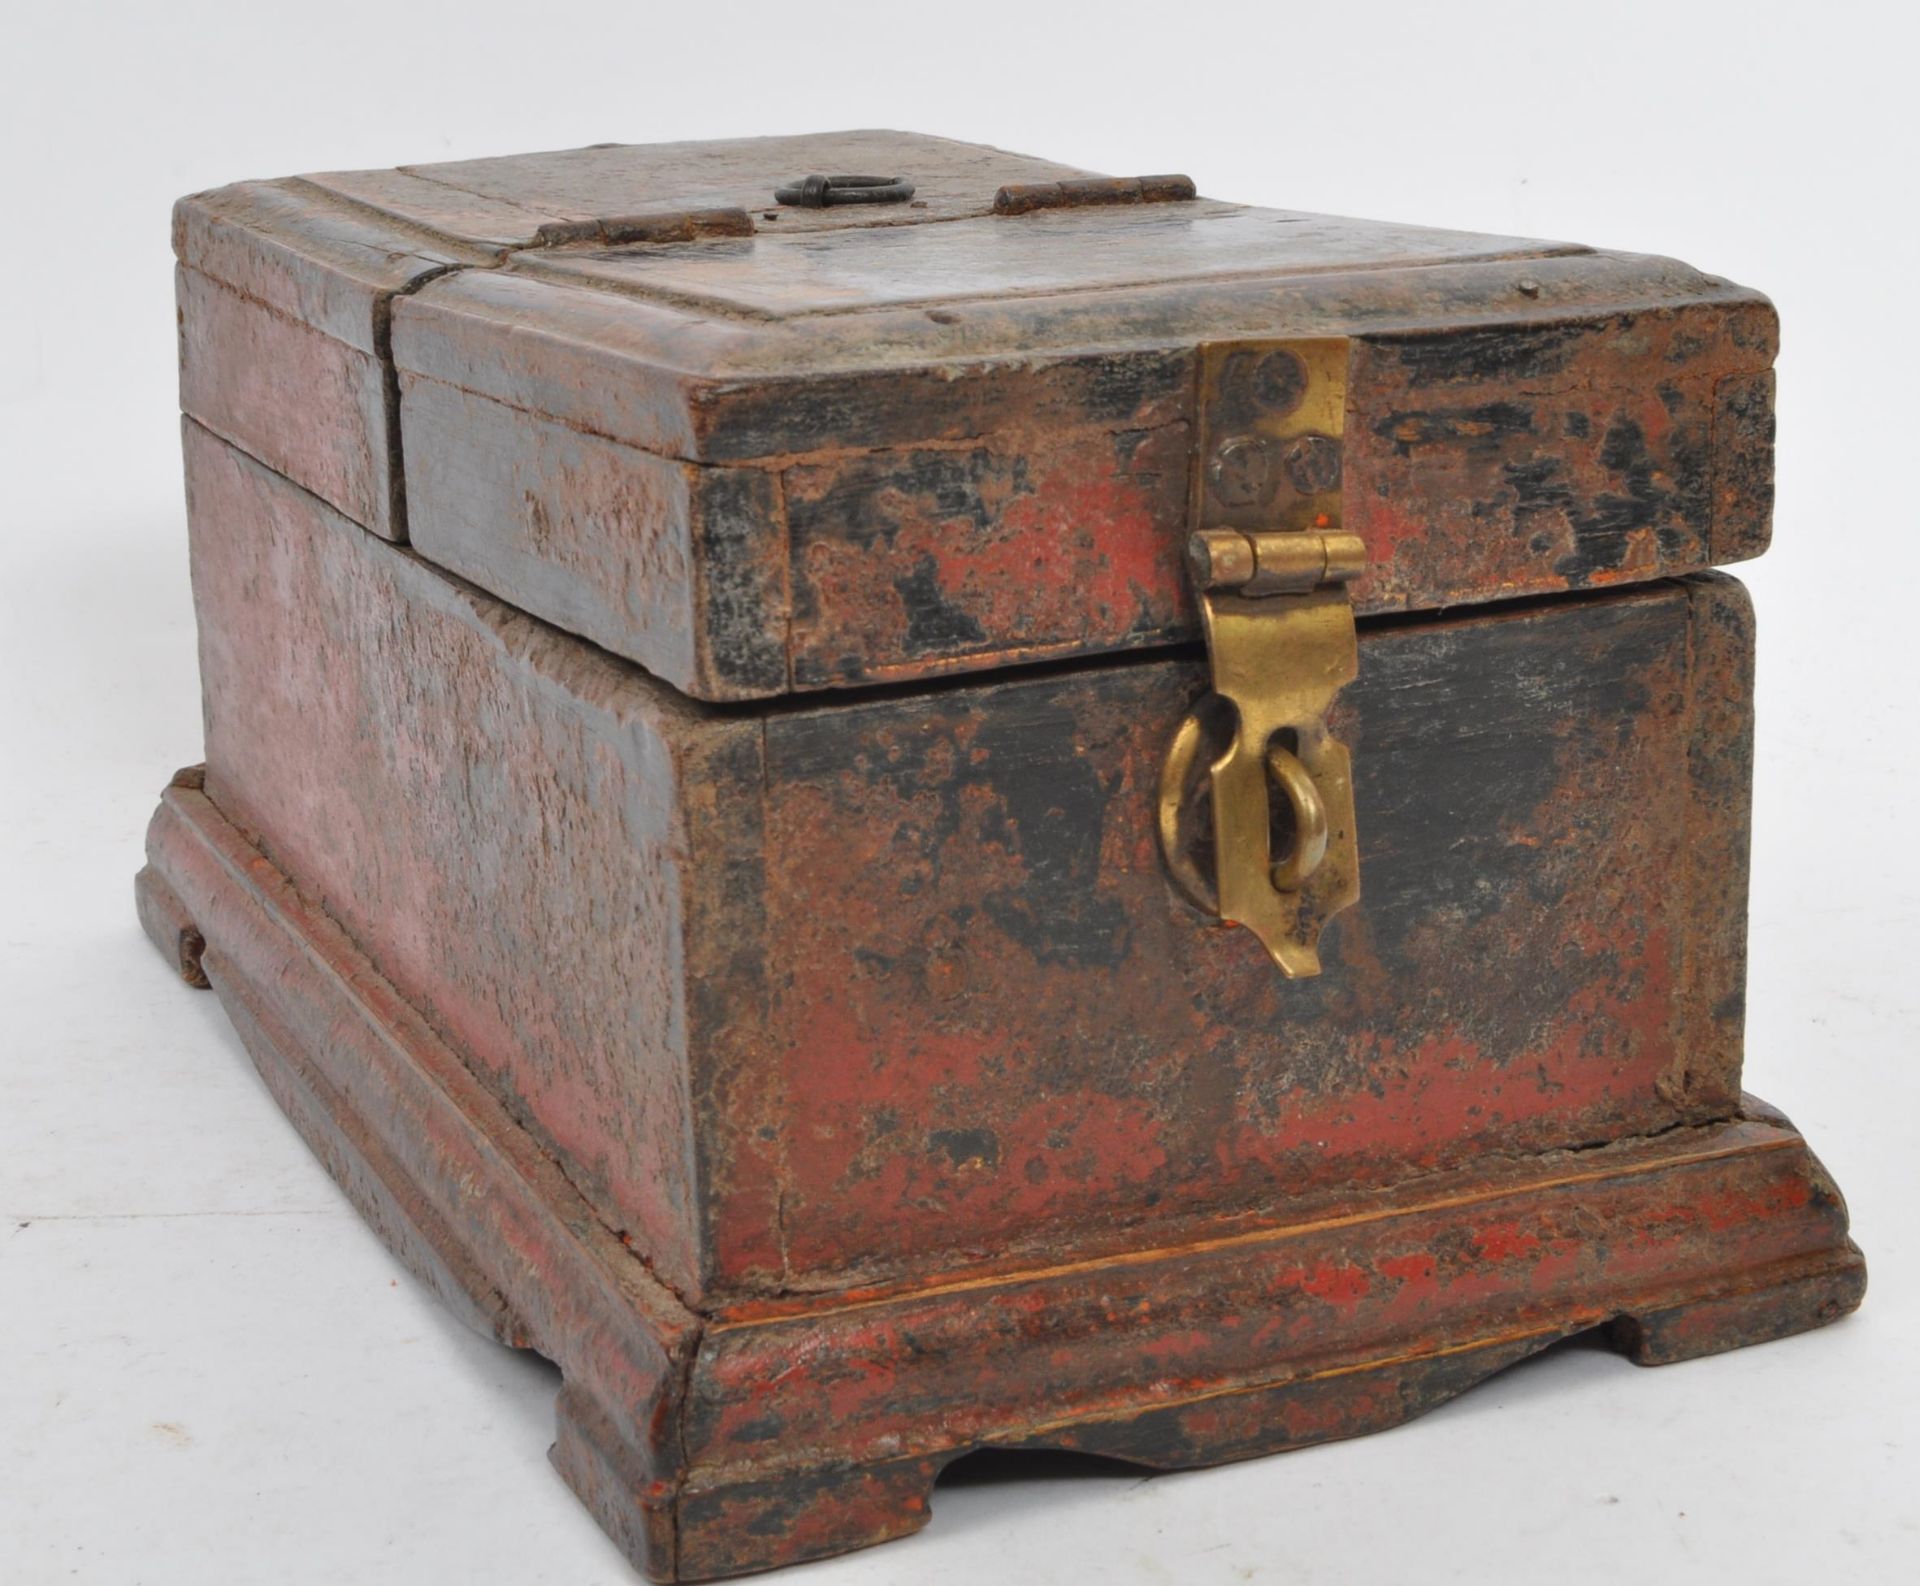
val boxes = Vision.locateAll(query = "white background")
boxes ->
[2,2,1915,1581]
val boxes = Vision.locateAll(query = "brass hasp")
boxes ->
[1158,339,1363,976]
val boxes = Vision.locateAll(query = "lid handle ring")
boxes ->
[773,174,916,208]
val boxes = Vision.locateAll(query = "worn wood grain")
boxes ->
[184,418,732,1296]
[178,266,400,535]
[399,376,790,700]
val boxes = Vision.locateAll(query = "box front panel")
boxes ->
[702,577,1752,1293]
[393,278,1775,701]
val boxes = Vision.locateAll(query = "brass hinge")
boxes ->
[1157,338,1362,977]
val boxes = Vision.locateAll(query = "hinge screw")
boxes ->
[1208,436,1279,509]
[1283,434,1343,495]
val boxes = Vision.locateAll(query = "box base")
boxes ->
[137,771,1865,1582]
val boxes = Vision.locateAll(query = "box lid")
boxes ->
[176,131,1776,701]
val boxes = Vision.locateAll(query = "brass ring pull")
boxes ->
[1157,711,1215,912]
[1264,744,1328,891]
[1158,714,1332,914]
[773,174,915,208]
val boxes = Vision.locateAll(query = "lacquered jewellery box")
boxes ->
[138,130,1864,1580]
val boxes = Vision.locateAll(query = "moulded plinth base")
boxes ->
[137,771,1866,1582]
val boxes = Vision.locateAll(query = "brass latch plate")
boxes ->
[1158,339,1362,976]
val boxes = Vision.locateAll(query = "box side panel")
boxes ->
[173,180,487,538]
[1710,368,1776,563]
[698,579,1752,1294]
[400,376,787,700]
[182,420,714,1297]
[178,267,398,536]
[1673,572,1755,1104]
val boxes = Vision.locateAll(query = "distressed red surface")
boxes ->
[184,425,1758,1302]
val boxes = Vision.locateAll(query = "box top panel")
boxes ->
[299,129,1107,251]
[517,204,1580,319]
[174,131,1777,702]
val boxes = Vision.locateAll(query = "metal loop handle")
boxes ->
[1157,713,1331,914]
[1158,711,1216,913]
[773,174,916,208]
[1263,744,1329,891]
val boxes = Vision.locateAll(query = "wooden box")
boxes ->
[138,131,1863,1580]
